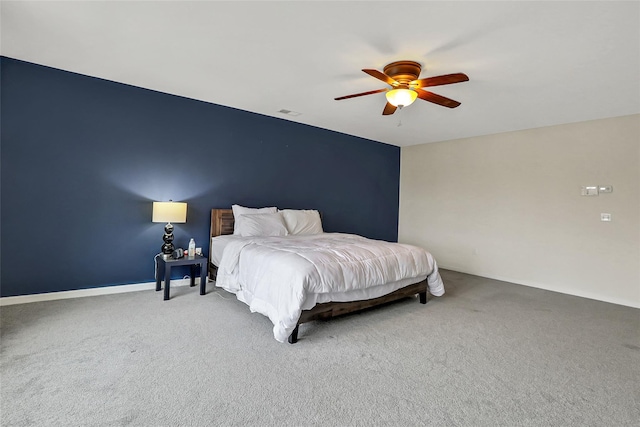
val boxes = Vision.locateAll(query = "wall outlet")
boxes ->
[601,213,612,222]
[581,186,598,196]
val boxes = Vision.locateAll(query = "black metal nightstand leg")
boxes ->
[164,265,171,300]
[199,260,207,295]
[155,262,163,292]
[189,264,196,287]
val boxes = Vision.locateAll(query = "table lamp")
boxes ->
[152,200,187,259]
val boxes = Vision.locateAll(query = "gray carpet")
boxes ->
[1,270,638,426]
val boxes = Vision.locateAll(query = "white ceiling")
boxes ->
[1,1,639,147]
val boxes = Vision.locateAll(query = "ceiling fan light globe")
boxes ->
[386,88,418,107]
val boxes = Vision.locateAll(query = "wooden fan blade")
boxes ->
[411,73,469,88]
[362,69,399,87]
[335,88,388,101]
[382,102,397,115]
[415,88,461,108]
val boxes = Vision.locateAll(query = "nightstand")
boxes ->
[155,254,207,300]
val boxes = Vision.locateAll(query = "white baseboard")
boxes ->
[0,278,206,306]
[5,271,636,309]
[440,267,640,309]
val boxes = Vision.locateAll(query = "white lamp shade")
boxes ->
[386,88,418,107]
[152,201,187,223]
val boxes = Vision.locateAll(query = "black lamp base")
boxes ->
[161,222,175,259]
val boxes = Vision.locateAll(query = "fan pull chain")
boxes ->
[397,105,403,127]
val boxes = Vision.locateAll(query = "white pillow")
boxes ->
[232,205,277,235]
[280,209,323,235]
[237,213,289,237]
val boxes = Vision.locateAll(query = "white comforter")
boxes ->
[215,233,444,342]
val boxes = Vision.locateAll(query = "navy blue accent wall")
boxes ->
[0,57,400,297]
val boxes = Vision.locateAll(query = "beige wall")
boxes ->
[399,114,639,308]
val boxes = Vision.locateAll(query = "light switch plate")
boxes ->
[598,185,613,193]
[581,186,598,196]
[601,213,612,222]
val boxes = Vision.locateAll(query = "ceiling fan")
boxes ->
[335,60,469,115]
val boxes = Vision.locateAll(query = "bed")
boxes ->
[208,207,444,343]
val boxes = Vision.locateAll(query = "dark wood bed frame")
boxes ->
[208,208,428,343]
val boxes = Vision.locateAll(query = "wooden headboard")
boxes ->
[210,209,234,238]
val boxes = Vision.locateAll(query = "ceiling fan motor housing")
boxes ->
[383,60,422,86]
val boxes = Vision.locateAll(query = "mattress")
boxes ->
[211,235,242,266]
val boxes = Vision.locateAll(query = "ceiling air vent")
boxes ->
[278,109,301,116]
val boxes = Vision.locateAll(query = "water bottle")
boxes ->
[188,238,196,257]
